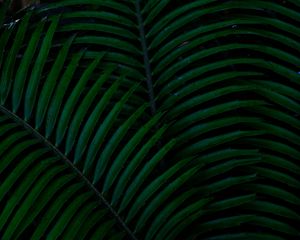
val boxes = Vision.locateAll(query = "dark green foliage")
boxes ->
[0,0,299,239]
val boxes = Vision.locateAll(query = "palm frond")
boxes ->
[0,0,299,239]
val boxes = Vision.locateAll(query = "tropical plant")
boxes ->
[0,0,300,239]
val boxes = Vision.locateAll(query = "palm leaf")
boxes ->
[0,0,299,239]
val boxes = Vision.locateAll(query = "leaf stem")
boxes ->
[0,105,138,240]
[135,0,156,115]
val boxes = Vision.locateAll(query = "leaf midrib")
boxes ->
[0,105,138,240]
[135,0,156,115]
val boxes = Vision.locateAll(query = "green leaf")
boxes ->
[0,12,31,104]
[134,164,200,232]
[74,71,120,164]
[65,64,115,155]
[24,16,59,120]
[250,216,300,236]
[46,192,93,239]
[144,191,207,240]
[12,19,46,113]
[111,123,169,206]
[155,198,210,240]
[243,200,300,220]
[35,35,76,129]
[119,139,176,213]
[197,215,256,233]
[83,82,139,175]
[101,110,162,189]
[45,50,85,138]
[55,54,103,146]
[1,1,300,239]
[126,158,198,223]
[31,183,86,239]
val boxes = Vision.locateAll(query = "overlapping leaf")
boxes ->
[0,0,299,239]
